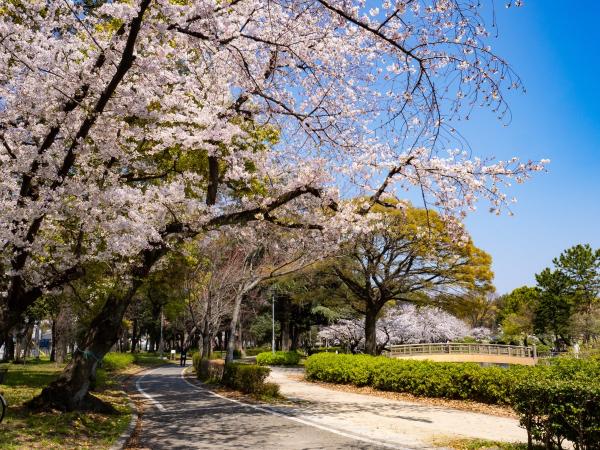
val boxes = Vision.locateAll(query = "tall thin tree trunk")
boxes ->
[131,319,138,353]
[50,320,56,362]
[201,332,211,359]
[280,296,291,351]
[237,317,243,353]
[226,292,244,364]
[291,325,300,351]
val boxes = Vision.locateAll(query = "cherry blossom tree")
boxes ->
[182,224,325,362]
[318,318,365,353]
[319,304,475,353]
[1,0,546,409]
[381,304,470,345]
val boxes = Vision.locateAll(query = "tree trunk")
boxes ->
[131,319,139,353]
[226,292,244,364]
[201,331,211,359]
[216,331,223,351]
[291,324,300,351]
[364,304,379,355]
[22,323,35,359]
[31,246,166,411]
[30,292,130,411]
[0,287,44,339]
[14,323,33,362]
[278,295,292,351]
[237,318,243,353]
[50,320,56,362]
[1,332,15,362]
[55,330,68,364]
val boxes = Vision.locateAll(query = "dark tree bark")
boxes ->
[1,332,15,362]
[131,318,139,353]
[30,245,166,411]
[364,303,379,355]
[291,324,300,351]
[31,293,129,411]
[50,320,56,362]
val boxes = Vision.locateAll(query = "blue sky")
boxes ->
[457,2,600,293]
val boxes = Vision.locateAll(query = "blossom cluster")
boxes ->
[0,1,544,306]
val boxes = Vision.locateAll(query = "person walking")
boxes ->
[179,348,188,367]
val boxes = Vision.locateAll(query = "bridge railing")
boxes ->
[383,343,537,359]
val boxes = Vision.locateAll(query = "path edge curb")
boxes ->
[109,398,138,450]
[110,363,173,450]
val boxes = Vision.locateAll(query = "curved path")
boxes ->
[134,364,527,449]
[134,364,396,449]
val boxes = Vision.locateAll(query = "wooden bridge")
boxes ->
[383,343,538,366]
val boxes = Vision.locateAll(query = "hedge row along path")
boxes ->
[131,363,394,449]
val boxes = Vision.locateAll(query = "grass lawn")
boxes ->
[0,353,167,449]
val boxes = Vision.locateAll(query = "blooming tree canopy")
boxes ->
[1,0,544,409]
[319,303,487,353]
[0,1,546,331]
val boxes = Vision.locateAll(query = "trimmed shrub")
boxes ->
[222,363,271,394]
[193,355,225,382]
[512,378,600,449]
[101,352,135,371]
[256,351,301,366]
[260,382,281,398]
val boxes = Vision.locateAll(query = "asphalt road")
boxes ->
[134,364,398,450]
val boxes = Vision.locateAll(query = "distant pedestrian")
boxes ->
[573,342,580,359]
[180,349,187,367]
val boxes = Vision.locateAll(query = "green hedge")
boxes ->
[305,353,600,448]
[256,351,301,366]
[222,363,279,396]
[512,378,600,449]
[192,356,279,396]
[305,353,528,404]
[308,346,347,355]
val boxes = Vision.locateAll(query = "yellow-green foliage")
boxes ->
[101,352,135,371]
[256,351,301,366]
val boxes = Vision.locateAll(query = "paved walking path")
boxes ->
[134,364,394,449]
[134,364,527,449]
[267,367,528,448]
